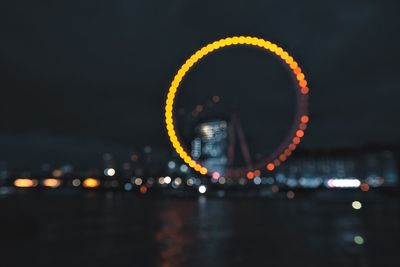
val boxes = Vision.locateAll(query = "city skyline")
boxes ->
[1,0,400,168]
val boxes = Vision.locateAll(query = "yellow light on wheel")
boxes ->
[164,36,310,176]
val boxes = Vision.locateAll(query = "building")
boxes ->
[191,120,228,176]
[275,149,399,188]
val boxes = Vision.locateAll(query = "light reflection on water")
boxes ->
[156,196,232,267]
[0,191,398,267]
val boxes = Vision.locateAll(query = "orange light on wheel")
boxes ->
[266,163,275,171]
[164,36,310,176]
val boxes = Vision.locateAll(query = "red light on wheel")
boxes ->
[164,36,310,177]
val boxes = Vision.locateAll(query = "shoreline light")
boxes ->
[327,178,361,188]
[42,178,62,188]
[104,168,116,177]
[198,185,207,194]
[352,201,362,210]
[82,178,101,188]
[14,178,38,188]
[164,176,172,184]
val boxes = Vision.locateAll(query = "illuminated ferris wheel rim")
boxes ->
[164,36,310,177]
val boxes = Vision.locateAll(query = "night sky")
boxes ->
[1,0,399,169]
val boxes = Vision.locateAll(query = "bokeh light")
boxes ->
[198,185,207,194]
[352,201,362,210]
[14,178,37,188]
[354,235,364,245]
[82,178,100,188]
[42,178,62,188]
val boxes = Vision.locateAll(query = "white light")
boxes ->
[174,177,182,186]
[134,178,143,186]
[180,164,188,173]
[327,178,361,188]
[164,176,172,184]
[104,168,116,177]
[253,177,262,185]
[187,178,194,186]
[198,185,207,194]
[72,179,81,187]
[352,201,362,210]
[354,235,364,245]
[168,161,176,169]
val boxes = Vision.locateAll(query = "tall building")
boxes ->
[191,120,228,176]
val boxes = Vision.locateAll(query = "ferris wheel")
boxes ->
[164,36,310,178]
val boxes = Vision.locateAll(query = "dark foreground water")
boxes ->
[0,190,399,267]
